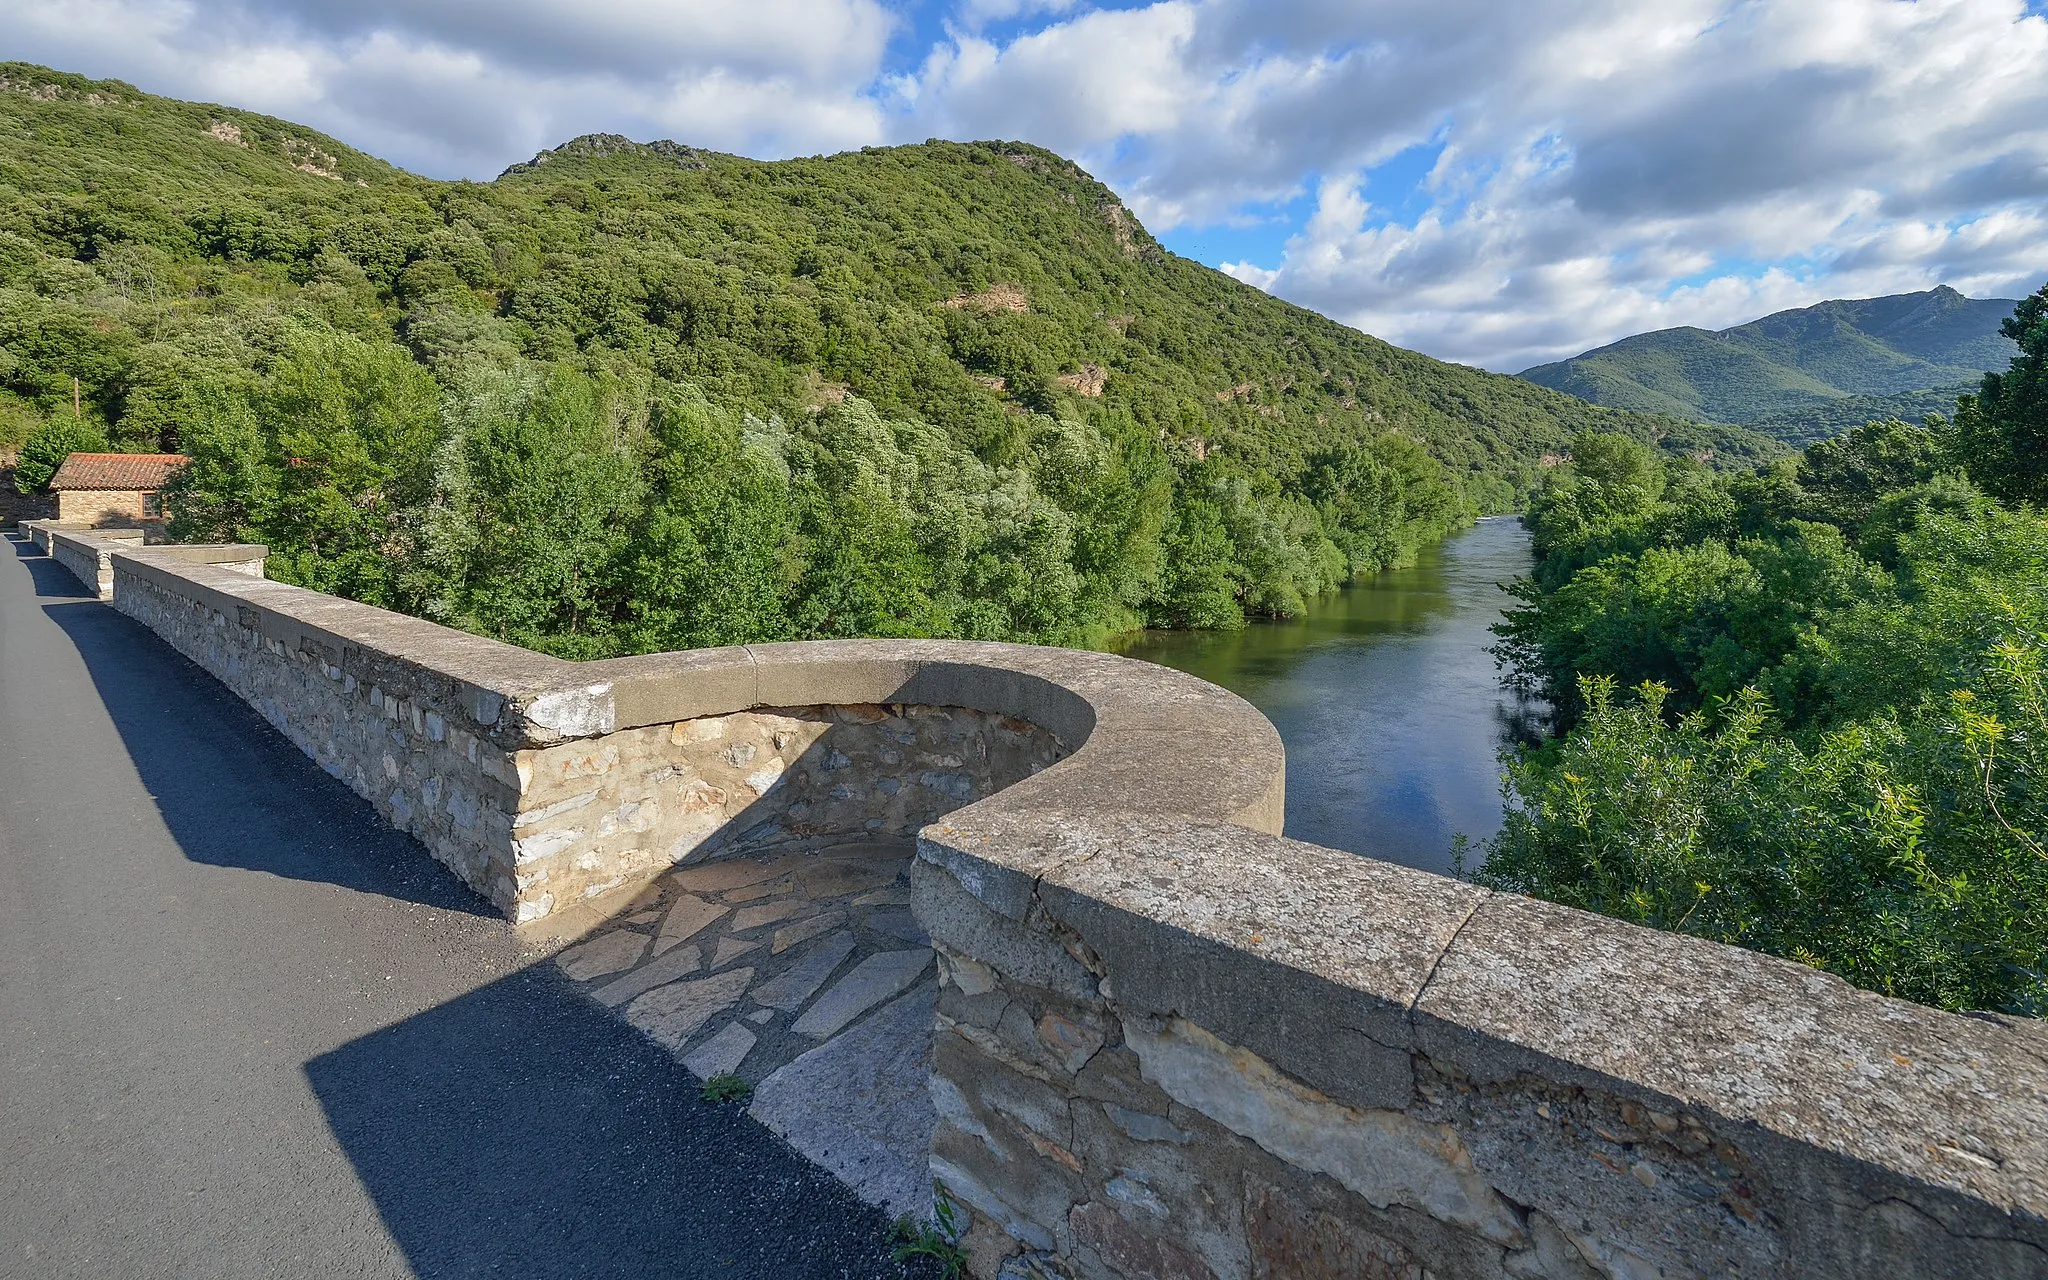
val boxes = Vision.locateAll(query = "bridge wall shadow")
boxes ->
[13,534,490,914]
[301,962,918,1280]
[11,534,953,1276]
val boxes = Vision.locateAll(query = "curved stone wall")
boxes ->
[507,703,1062,915]
[59,534,2048,1279]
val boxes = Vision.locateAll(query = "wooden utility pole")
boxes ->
[72,376,80,419]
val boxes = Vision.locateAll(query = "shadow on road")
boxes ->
[12,533,491,915]
[7,533,930,1278]
[9,531,96,599]
[304,964,914,1279]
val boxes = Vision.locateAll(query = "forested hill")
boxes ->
[1,62,1742,656]
[1520,286,2019,431]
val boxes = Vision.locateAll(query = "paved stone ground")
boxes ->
[0,533,937,1280]
[553,842,940,1218]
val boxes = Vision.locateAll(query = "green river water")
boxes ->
[1113,517,1543,875]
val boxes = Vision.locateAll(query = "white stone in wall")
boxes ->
[1124,1016,1526,1247]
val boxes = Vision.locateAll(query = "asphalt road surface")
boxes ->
[0,534,921,1280]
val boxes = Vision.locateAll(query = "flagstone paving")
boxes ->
[552,840,939,1217]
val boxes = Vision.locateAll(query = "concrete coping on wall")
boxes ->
[68,537,2048,1267]
[21,519,143,553]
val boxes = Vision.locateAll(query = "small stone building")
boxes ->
[47,452,189,530]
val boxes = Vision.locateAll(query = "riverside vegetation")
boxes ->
[1486,281,2048,1016]
[17,62,2033,1019]
[0,62,1770,654]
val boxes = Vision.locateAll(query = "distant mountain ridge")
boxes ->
[1519,286,2019,430]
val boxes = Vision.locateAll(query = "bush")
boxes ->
[13,418,106,493]
[1483,663,2047,1015]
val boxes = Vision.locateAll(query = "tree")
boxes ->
[1952,280,2048,504]
[423,363,646,656]
[13,418,106,493]
[165,381,269,543]
[1792,417,1939,530]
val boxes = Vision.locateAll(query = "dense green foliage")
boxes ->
[1485,290,2048,1012]
[1,62,1735,650]
[1953,282,2048,506]
[14,417,106,492]
[1520,286,2017,431]
[1739,383,1973,448]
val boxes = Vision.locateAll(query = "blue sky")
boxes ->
[5,0,2045,370]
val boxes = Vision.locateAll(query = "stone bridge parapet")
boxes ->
[17,528,2043,1279]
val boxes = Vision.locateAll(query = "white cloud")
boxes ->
[0,0,893,174]
[1,0,2043,368]
[1179,0,2048,368]
[905,4,1201,149]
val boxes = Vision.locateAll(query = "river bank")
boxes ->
[1112,516,1543,874]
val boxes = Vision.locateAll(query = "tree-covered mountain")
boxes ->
[1519,286,2019,430]
[1739,383,1979,448]
[1,62,1757,655]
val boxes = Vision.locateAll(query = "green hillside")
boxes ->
[0,62,1754,654]
[1520,286,2018,428]
[1741,383,1977,448]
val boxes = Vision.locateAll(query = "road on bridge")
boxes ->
[0,534,916,1280]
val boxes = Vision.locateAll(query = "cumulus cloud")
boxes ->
[1181,0,2048,367]
[2,0,2044,368]
[896,0,2048,367]
[0,0,892,174]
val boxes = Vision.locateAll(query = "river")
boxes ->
[1112,516,1543,875]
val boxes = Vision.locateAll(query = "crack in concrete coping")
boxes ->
[1408,891,1492,1017]
[739,643,763,708]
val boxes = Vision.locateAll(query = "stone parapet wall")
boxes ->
[26,522,145,598]
[101,547,1093,923]
[506,704,1058,919]
[915,819,2048,1279]
[37,531,2042,1278]
[111,546,569,918]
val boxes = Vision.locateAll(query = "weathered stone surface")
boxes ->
[1102,1103,1190,1146]
[1036,1012,1106,1075]
[554,929,649,981]
[655,893,725,954]
[731,899,814,932]
[1416,890,2048,1232]
[625,968,754,1051]
[1071,1202,1217,1280]
[798,861,902,899]
[938,948,1001,998]
[912,859,1096,999]
[1246,1184,1425,1280]
[751,931,857,1011]
[682,1022,757,1079]
[770,912,844,954]
[708,937,759,969]
[1038,821,1472,1110]
[1125,1016,1524,1247]
[750,986,939,1219]
[723,875,797,903]
[792,948,935,1039]
[591,943,701,1008]
[667,856,797,894]
[864,908,929,944]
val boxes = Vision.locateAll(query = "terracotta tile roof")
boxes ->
[47,452,190,492]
